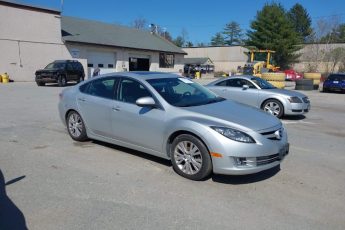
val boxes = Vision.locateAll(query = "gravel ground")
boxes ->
[0,82,344,230]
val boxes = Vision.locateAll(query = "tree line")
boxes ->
[130,3,345,70]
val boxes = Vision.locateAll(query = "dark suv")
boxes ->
[35,60,85,87]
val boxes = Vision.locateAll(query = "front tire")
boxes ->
[262,99,284,118]
[66,111,88,141]
[170,134,212,180]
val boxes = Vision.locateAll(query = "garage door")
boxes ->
[87,51,116,69]
[129,57,150,71]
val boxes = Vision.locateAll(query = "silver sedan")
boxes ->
[207,76,310,118]
[58,72,289,180]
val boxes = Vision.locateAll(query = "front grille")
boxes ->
[256,154,280,166]
[261,128,283,140]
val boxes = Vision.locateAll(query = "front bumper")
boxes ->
[202,125,289,175]
[285,102,310,115]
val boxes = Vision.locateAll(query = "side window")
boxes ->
[227,79,240,87]
[215,80,227,86]
[79,82,90,93]
[242,80,256,88]
[86,78,116,99]
[66,63,73,71]
[118,78,152,104]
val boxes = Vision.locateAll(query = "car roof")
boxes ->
[97,71,181,80]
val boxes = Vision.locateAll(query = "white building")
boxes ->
[0,0,186,81]
[61,16,186,77]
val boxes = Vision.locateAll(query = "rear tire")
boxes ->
[66,111,88,141]
[170,134,212,180]
[77,75,84,83]
[295,79,313,91]
[58,75,67,87]
[36,81,45,86]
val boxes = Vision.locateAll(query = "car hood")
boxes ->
[264,88,306,98]
[182,100,281,132]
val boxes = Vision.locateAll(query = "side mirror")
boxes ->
[136,97,157,108]
[242,85,249,90]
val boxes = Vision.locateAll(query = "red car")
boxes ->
[284,70,303,81]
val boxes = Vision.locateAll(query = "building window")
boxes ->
[159,53,174,68]
[108,64,114,68]
[98,64,104,68]
[87,63,93,67]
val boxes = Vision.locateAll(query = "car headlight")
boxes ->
[211,126,255,143]
[288,96,302,103]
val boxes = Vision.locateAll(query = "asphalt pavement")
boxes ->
[0,82,344,230]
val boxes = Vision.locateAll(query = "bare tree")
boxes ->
[303,16,341,72]
[131,17,147,29]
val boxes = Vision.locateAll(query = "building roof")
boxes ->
[61,16,186,55]
[0,0,60,14]
[183,57,213,65]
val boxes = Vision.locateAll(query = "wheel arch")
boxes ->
[166,130,211,158]
[260,97,285,117]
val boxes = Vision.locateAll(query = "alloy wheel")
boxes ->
[174,141,203,175]
[264,101,281,117]
[68,112,83,138]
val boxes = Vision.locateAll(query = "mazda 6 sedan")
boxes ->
[58,72,289,180]
[206,76,310,118]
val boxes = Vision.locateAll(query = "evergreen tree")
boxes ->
[247,3,302,68]
[174,36,185,47]
[288,3,313,42]
[185,41,194,47]
[223,21,243,45]
[211,32,226,46]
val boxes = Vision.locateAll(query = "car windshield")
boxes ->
[251,77,276,89]
[45,62,65,69]
[147,77,224,107]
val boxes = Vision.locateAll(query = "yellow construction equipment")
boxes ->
[242,50,280,77]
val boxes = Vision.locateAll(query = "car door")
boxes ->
[216,78,258,107]
[66,63,77,80]
[77,77,117,137]
[110,77,166,154]
[207,79,230,98]
[234,79,260,107]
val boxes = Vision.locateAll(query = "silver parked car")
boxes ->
[207,76,310,118]
[58,72,289,180]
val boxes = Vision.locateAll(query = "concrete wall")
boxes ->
[0,4,62,43]
[183,46,248,73]
[0,4,86,81]
[293,43,345,73]
[66,44,185,78]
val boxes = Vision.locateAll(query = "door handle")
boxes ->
[112,106,120,111]
[78,98,86,102]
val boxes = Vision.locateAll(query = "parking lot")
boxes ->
[1,82,345,230]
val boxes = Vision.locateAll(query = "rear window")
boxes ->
[328,75,345,81]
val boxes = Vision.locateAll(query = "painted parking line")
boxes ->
[282,120,316,125]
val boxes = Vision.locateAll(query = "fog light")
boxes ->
[234,157,247,166]
[234,157,256,167]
